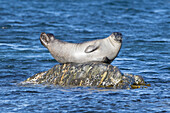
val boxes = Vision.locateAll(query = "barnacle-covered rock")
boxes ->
[20,63,150,89]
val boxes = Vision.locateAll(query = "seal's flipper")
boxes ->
[103,57,112,64]
[84,43,100,53]
[40,32,55,48]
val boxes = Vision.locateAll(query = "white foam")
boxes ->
[0,43,44,51]
[116,57,136,61]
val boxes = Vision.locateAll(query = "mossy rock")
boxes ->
[20,63,150,89]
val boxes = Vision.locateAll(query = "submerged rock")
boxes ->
[20,63,150,89]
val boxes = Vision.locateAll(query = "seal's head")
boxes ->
[40,32,55,48]
[110,32,122,43]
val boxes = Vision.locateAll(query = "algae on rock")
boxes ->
[20,63,150,89]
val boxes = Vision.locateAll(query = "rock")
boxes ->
[20,63,150,89]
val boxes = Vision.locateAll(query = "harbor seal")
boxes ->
[40,32,122,64]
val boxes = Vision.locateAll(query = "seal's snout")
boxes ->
[40,32,55,48]
[111,32,122,43]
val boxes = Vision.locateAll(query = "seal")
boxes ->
[40,32,122,64]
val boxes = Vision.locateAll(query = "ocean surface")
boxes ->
[0,0,169,112]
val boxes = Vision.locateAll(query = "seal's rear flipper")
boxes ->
[84,42,100,53]
[40,32,55,48]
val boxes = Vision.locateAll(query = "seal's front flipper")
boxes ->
[84,42,100,53]
[40,32,55,48]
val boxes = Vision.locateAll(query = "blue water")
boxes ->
[0,0,169,112]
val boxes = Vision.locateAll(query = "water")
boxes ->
[0,0,169,112]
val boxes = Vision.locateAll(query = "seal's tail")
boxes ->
[40,32,55,48]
